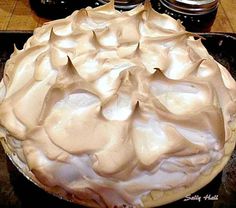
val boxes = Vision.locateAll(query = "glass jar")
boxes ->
[30,0,97,19]
[151,0,219,32]
[97,0,144,10]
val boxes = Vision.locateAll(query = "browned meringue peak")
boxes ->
[11,44,22,57]
[71,52,109,82]
[219,63,236,92]
[0,108,26,140]
[91,0,116,13]
[44,96,126,155]
[139,33,197,75]
[28,19,73,48]
[132,121,208,167]
[74,5,119,32]
[197,60,236,117]
[70,9,90,31]
[149,70,214,113]
[101,67,139,121]
[38,56,102,121]
[3,44,48,96]
[0,68,55,134]
[87,12,142,49]
[48,30,98,68]
[187,38,211,60]
[48,28,77,50]
[0,46,53,139]
[152,104,224,147]
[164,44,201,79]
[149,71,224,141]
[143,1,185,33]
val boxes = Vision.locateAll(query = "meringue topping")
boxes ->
[0,1,236,207]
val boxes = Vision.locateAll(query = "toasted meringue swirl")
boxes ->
[0,1,236,207]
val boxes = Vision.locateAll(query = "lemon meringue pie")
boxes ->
[0,1,236,207]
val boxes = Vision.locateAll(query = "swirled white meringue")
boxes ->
[0,1,236,207]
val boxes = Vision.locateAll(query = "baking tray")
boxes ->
[0,32,236,208]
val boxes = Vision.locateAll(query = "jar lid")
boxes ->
[97,0,144,10]
[176,0,217,5]
[161,0,219,14]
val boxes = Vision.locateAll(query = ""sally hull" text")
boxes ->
[183,194,218,202]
